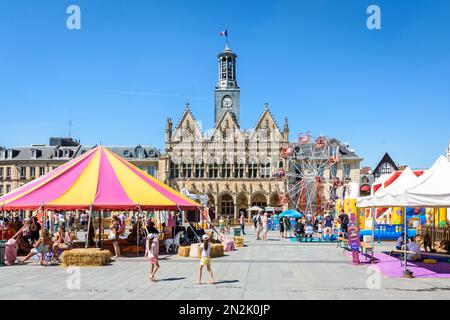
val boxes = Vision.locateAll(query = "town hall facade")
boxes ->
[162,44,290,219]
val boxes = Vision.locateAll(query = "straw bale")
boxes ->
[60,249,112,267]
[234,236,244,247]
[178,246,190,257]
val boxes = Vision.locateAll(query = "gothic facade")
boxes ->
[162,45,290,219]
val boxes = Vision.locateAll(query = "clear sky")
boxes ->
[1,0,449,169]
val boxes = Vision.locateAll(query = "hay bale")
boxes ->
[210,244,224,258]
[178,246,190,257]
[234,236,244,247]
[60,249,112,267]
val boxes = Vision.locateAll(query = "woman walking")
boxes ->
[239,212,246,235]
[145,233,160,281]
[110,215,121,258]
[197,235,215,285]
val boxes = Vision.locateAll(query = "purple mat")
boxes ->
[344,251,450,278]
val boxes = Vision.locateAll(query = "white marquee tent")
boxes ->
[356,167,420,208]
[405,156,450,207]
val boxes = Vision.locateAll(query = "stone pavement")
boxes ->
[1,229,450,300]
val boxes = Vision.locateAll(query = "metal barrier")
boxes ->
[417,225,450,244]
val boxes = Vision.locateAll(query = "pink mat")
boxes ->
[345,251,450,278]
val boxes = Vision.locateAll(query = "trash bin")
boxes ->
[233,228,241,237]
[0,240,6,266]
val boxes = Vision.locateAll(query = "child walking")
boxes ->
[197,235,215,285]
[145,233,160,282]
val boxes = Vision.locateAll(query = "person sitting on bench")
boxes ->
[53,225,72,259]
[396,232,405,250]
[406,236,421,261]
[304,221,314,242]
[294,219,305,242]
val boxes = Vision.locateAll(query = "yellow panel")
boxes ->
[104,150,174,206]
[49,150,101,206]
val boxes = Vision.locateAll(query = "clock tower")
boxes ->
[214,44,240,125]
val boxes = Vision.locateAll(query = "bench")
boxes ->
[389,249,428,265]
[336,237,349,251]
[390,249,450,260]
[360,242,374,261]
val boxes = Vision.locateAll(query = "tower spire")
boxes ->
[214,44,240,125]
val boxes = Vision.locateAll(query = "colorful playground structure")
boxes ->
[337,175,449,241]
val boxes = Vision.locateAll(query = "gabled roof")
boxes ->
[172,103,203,142]
[249,104,283,141]
[210,108,242,141]
[373,153,399,175]
[252,103,281,133]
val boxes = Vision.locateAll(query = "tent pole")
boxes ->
[99,209,103,249]
[1,203,4,241]
[85,204,93,249]
[137,205,143,257]
[49,209,54,236]
[403,191,408,276]
[178,205,201,243]
[371,205,375,261]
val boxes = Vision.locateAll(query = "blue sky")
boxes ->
[1,0,449,169]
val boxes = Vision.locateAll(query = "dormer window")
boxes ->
[7,150,13,159]
[53,149,63,158]
[123,150,131,158]
[0,150,5,159]
[136,146,145,158]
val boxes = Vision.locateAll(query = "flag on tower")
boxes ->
[219,30,228,37]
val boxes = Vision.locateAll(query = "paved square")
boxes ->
[1,230,450,300]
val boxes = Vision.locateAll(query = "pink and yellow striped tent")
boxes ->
[0,146,200,211]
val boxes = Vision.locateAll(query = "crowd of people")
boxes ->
[0,211,74,265]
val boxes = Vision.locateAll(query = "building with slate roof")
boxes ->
[0,138,162,196]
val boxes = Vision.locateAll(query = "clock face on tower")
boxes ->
[222,96,233,108]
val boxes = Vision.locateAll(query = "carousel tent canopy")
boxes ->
[406,156,450,207]
[0,146,200,211]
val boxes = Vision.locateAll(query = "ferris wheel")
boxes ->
[276,132,343,216]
